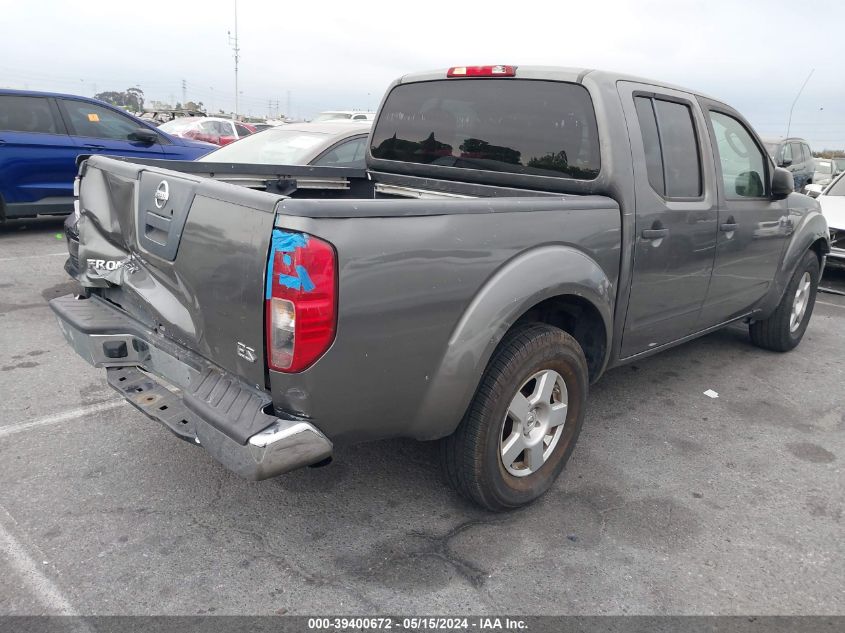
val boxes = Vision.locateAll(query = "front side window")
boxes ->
[371,79,601,180]
[60,100,144,141]
[0,95,60,134]
[633,95,701,198]
[708,111,766,198]
[782,143,793,164]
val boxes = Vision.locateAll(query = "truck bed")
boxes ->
[70,155,621,445]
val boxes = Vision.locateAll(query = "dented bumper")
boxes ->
[49,294,332,480]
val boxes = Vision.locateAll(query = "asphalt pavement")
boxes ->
[0,216,842,615]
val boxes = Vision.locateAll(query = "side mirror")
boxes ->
[771,167,794,200]
[780,157,792,168]
[804,183,824,198]
[129,127,159,144]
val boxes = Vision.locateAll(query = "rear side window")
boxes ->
[634,96,702,198]
[790,142,804,163]
[235,123,254,137]
[312,136,367,167]
[60,100,143,141]
[0,95,60,134]
[371,79,600,180]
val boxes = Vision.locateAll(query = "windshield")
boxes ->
[371,79,601,180]
[313,112,352,122]
[816,160,833,174]
[826,173,845,196]
[834,158,845,171]
[198,128,328,164]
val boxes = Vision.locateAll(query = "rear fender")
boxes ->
[408,245,614,440]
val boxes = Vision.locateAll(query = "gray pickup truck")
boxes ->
[52,65,830,510]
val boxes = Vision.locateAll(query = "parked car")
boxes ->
[806,172,845,266]
[63,121,371,275]
[762,137,815,191]
[312,110,376,122]
[198,121,371,166]
[812,158,838,187]
[158,116,257,146]
[834,157,845,174]
[53,65,829,511]
[0,89,215,221]
[138,109,206,126]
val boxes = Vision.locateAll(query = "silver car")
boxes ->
[198,121,371,167]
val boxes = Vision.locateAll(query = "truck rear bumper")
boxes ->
[49,294,332,480]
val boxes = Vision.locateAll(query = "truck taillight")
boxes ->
[447,65,516,78]
[265,229,337,373]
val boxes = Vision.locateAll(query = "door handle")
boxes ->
[0,138,6,146]
[82,143,106,149]
[642,228,669,239]
[720,223,738,232]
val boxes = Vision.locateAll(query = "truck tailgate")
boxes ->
[74,155,279,387]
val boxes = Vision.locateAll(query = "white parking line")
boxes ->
[0,504,81,618]
[817,300,845,310]
[0,252,67,263]
[0,400,126,440]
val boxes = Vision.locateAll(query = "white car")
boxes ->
[807,173,845,266]
[158,116,257,146]
[312,110,376,122]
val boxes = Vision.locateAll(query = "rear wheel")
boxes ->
[440,324,588,511]
[749,250,820,352]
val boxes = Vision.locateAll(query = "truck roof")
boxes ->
[396,66,721,103]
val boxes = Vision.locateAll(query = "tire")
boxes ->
[440,324,588,511]
[749,250,820,352]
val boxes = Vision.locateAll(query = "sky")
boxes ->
[1,0,843,148]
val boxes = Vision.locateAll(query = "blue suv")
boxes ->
[0,89,214,220]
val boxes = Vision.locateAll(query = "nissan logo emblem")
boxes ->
[154,180,170,209]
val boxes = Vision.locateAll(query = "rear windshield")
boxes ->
[198,128,328,164]
[370,79,601,180]
[159,118,200,133]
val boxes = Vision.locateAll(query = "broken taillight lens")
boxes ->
[265,229,337,373]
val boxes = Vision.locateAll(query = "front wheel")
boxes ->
[749,250,820,352]
[440,324,588,511]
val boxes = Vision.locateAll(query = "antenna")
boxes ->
[786,69,814,138]
[227,0,240,120]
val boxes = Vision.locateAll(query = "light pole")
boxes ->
[786,69,814,138]
[228,0,240,120]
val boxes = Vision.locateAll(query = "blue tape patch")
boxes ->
[266,229,313,299]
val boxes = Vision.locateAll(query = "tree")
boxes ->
[183,100,204,112]
[93,87,145,112]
